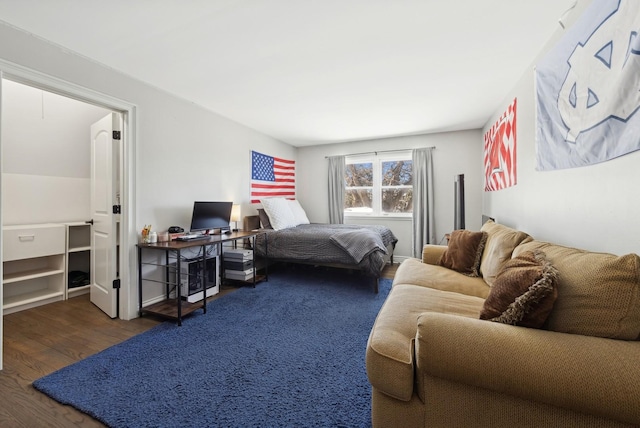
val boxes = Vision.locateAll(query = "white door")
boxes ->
[90,113,122,318]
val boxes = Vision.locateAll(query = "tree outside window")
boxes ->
[345,153,412,217]
[345,162,373,213]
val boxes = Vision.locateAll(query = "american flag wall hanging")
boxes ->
[250,150,296,203]
[484,98,517,191]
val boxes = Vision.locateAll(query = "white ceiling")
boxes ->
[0,0,576,147]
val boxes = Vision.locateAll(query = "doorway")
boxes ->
[1,80,122,315]
[0,65,137,370]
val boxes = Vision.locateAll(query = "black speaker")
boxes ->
[168,226,184,233]
[454,174,465,230]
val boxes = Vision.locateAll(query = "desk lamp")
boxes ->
[230,204,241,231]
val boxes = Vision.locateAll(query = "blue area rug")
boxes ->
[33,266,391,428]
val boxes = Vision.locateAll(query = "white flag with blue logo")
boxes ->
[535,0,640,170]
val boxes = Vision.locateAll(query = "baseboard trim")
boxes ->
[142,295,168,308]
[392,255,411,264]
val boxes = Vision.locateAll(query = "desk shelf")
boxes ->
[223,273,267,286]
[138,230,266,325]
[140,298,203,320]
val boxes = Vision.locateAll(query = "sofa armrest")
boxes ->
[415,312,640,426]
[422,245,447,265]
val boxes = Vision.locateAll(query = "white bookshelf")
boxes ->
[2,224,66,314]
[65,222,91,298]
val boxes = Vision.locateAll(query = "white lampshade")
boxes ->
[230,204,241,222]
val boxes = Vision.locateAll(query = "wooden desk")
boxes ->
[137,230,265,325]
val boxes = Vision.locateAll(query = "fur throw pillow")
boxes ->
[438,230,487,277]
[480,250,558,329]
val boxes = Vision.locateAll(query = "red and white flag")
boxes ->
[250,151,295,203]
[484,98,517,191]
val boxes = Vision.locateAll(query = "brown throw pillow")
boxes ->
[438,230,487,277]
[257,208,272,229]
[480,250,558,329]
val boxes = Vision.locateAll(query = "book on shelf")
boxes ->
[224,267,255,281]
[224,259,254,271]
[223,248,253,260]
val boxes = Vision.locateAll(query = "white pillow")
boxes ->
[260,198,298,230]
[288,200,310,225]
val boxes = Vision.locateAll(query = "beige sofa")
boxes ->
[366,220,640,427]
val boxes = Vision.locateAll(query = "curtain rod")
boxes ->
[324,146,435,159]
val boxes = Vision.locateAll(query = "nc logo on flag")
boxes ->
[559,0,640,143]
[536,0,640,170]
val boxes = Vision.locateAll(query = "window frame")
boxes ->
[344,151,412,218]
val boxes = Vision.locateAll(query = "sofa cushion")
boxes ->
[422,244,448,265]
[438,230,487,277]
[479,250,558,328]
[480,220,532,286]
[366,284,485,401]
[393,258,490,299]
[514,241,640,340]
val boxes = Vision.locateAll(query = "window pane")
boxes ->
[382,188,413,213]
[345,189,373,212]
[345,163,373,186]
[381,160,412,186]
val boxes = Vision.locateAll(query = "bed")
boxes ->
[243,215,397,293]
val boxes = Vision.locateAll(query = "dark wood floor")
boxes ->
[0,263,398,427]
[380,261,398,279]
[1,294,158,427]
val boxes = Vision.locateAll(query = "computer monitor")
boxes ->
[189,201,233,233]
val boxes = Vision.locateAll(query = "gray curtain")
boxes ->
[412,148,435,258]
[327,155,345,224]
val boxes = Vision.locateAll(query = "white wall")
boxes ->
[297,131,483,259]
[1,80,110,224]
[483,0,640,256]
[2,174,91,224]
[0,22,295,318]
[132,91,294,233]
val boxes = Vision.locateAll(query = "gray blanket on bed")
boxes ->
[329,229,388,263]
[253,223,397,277]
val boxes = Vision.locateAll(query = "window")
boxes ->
[344,152,412,217]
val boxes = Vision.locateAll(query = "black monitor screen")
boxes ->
[189,201,233,232]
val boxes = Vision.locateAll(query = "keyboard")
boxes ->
[176,234,210,241]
